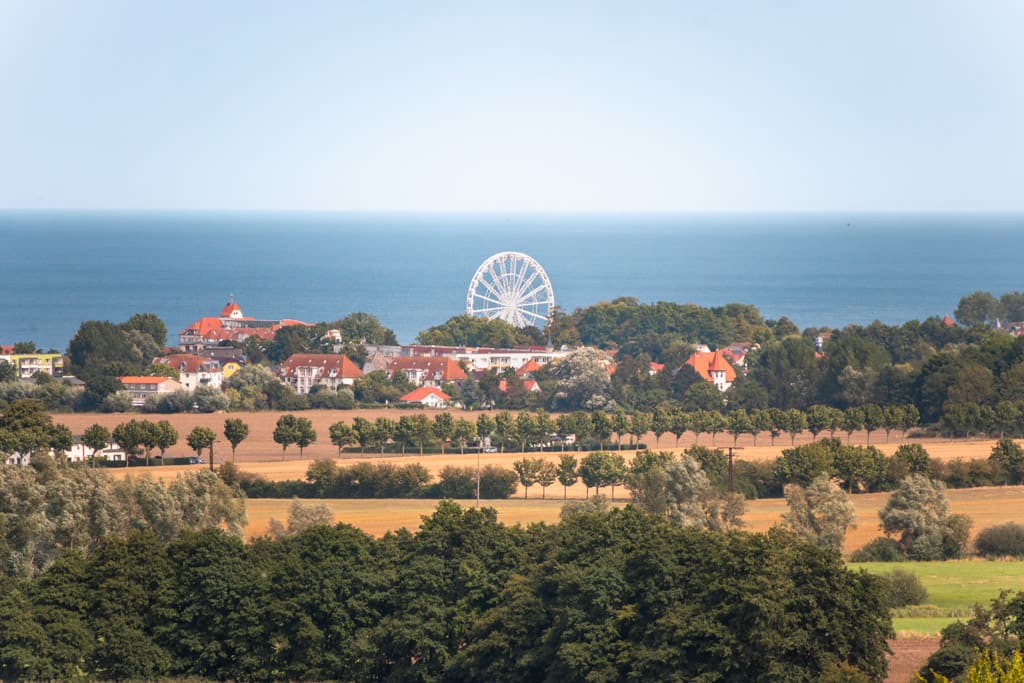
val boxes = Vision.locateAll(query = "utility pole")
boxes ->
[726,446,744,493]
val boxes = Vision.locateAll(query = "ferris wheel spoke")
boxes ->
[520,282,552,304]
[477,274,505,301]
[511,268,540,300]
[473,304,513,314]
[473,292,505,307]
[486,263,509,296]
[520,308,548,323]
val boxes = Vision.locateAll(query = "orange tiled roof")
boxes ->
[516,359,542,376]
[684,350,737,383]
[220,301,243,317]
[649,362,665,373]
[119,376,176,385]
[155,353,221,374]
[400,387,450,402]
[942,314,955,327]
[279,354,363,379]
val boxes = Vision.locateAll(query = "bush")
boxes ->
[849,537,905,562]
[975,522,1024,558]
[881,568,928,607]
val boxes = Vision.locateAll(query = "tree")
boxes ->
[373,417,395,454]
[990,438,1024,484]
[512,458,543,499]
[82,423,111,468]
[556,454,578,499]
[955,290,1002,326]
[892,443,932,477]
[432,413,454,454]
[112,419,149,467]
[48,424,74,464]
[628,411,652,449]
[452,418,477,454]
[670,409,689,447]
[832,445,888,493]
[805,405,833,441]
[223,418,249,461]
[705,411,727,446]
[749,408,772,446]
[611,410,630,448]
[186,426,216,461]
[900,403,920,437]
[627,453,745,530]
[328,421,357,456]
[153,420,178,464]
[591,410,613,449]
[841,406,864,444]
[726,409,752,446]
[536,461,558,499]
[406,414,433,454]
[476,413,496,449]
[783,473,856,551]
[782,408,806,446]
[293,416,317,457]
[273,415,301,458]
[879,474,972,560]
[651,407,673,448]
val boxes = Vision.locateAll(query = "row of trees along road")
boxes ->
[320,404,921,457]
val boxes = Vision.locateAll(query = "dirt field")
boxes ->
[887,638,939,683]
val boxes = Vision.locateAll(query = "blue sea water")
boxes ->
[1,211,1022,351]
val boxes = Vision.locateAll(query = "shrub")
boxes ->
[849,537,905,562]
[975,523,1024,558]
[881,568,928,607]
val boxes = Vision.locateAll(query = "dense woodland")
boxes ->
[0,497,894,682]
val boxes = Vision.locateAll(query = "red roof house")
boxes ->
[399,386,451,408]
[179,299,310,349]
[388,356,467,387]
[684,350,737,392]
[278,354,363,394]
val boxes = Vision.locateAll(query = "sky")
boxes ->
[1,1,1022,212]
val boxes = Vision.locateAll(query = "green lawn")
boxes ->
[850,560,1024,635]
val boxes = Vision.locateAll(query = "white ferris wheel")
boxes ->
[466,251,555,328]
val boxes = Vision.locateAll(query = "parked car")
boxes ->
[483,447,498,453]
[188,457,205,464]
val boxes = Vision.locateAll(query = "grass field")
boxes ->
[851,560,1024,636]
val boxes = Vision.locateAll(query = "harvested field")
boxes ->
[239,485,1024,554]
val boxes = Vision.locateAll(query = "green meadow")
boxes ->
[851,560,1024,635]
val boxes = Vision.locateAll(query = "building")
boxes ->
[363,343,574,373]
[178,298,309,350]
[154,354,223,391]
[119,376,184,407]
[5,439,127,466]
[193,347,247,378]
[0,350,65,379]
[399,386,451,409]
[684,349,737,392]
[387,356,468,388]
[278,353,364,394]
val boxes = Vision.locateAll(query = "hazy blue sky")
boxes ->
[1,1,1021,212]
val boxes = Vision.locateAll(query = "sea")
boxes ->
[1,211,1022,352]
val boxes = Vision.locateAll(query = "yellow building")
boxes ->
[10,353,64,379]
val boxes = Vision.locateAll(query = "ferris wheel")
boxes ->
[466,251,555,328]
